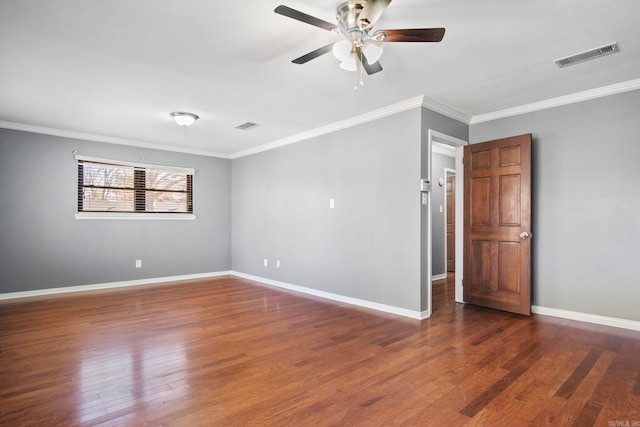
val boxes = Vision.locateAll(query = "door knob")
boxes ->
[519,231,530,239]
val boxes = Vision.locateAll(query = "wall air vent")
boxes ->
[554,43,619,68]
[235,122,259,130]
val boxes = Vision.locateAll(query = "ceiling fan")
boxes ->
[274,0,445,76]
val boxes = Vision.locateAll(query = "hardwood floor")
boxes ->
[1,274,639,426]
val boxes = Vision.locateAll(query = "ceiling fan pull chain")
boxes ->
[353,63,358,91]
[360,59,364,86]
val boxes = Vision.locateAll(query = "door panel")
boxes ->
[464,134,532,315]
[499,175,521,226]
[470,240,492,289]
[472,149,491,170]
[498,241,520,293]
[470,178,491,226]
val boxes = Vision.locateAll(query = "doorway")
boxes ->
[427,130,467,316]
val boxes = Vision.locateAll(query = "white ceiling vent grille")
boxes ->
[554,43,619,68]
[235,122,259,130]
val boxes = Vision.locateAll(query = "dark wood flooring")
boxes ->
[1,274,639,426]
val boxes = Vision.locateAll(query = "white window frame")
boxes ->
[74,155,196,220]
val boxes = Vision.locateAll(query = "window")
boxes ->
[76,156,194,218]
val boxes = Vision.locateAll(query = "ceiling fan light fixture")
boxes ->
[332,39,353,62]
[339,54,358,71]
[275,2,445,78]
[362,41,383,63]
[170,112,199,127]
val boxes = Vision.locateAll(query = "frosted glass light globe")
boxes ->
[339,54,358,71]
[362,41,383,63]
[332,40,353,62]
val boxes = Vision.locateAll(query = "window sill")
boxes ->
[75,212,196,220]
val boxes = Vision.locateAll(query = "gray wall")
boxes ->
[232,107,468,314]
[232,109,424,311]
[431,152,455,277]
[0,129,231,293]
[6,88,635,324]
[470,89,640,322]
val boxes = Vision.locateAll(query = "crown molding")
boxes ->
[5,79,638,160]
[0,121,232,159]
[421,97,472,124]
[231,95,471,159]
[470,78,640,125]
[231,96,427,159]
[2,94,468,162]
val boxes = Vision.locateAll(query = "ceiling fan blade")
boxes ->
[357,0,392,30]
[361,58,383,75]
[292,43,334,64]
[357,48,383,75]
[274,5,337,32]
[376,28,445,42]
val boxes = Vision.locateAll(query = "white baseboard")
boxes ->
[532,305,640,332]
[7,274,637,331]
[0,271,233,301]
[0,271,427,320]
[431,273,447,281]
[233,271,426,320]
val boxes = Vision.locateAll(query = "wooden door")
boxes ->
[446,174,455,272]
[463,134,532,315]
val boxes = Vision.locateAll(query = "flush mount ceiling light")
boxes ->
[170,112,199,127]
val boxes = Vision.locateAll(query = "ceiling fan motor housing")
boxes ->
[336,1,370,46]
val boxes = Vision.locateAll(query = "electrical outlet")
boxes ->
[263,259,268,267]
[135,260,142,268]
[276,260,281,269]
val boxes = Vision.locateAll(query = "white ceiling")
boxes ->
[1,0,639,158]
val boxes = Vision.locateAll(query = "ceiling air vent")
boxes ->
[554,43,619,68]
[235,122,259,130]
